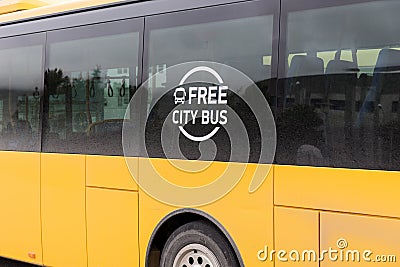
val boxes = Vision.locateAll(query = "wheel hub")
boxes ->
[173,243,221,267]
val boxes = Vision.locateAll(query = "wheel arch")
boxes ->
[145,208,244,267]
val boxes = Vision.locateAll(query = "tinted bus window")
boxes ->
[0,34,44,152]
[144,0,278,162]
[43,19,142,155]
[277,0,400,170]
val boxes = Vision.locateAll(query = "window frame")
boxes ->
[141,0,279,162]
[0,32,45,152]
[42,18,144,155]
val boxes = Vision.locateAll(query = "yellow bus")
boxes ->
[0,0,399,266]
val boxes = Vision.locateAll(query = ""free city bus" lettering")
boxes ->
[172,85,228,125]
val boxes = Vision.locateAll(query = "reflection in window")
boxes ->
[146,8,275,162]
[0,43,42,152]
[278,0,400,170]
[149,15,273,85]
[43,28,139,155]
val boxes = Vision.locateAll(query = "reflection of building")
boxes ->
[48,67,136,138]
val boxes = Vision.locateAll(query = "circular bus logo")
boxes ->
[172,66,228,142]
[122,61,276,206]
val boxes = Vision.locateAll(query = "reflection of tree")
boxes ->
[45,68,70,97]
[276,104,323,163]
[45,67,105,128]
[45,68,72,136]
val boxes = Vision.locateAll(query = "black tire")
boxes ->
[160,220,240,267]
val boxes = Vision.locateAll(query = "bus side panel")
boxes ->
[139,158,274,267]
[41,153,87,267]
[320,212,400,266]
[274,207,319,266]
[86,155,138,190]
[275,165,400,218]
[0,151,42,265]
[86,187,139,267]
[202,164,274,267]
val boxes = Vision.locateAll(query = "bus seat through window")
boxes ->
[285,55,324,106]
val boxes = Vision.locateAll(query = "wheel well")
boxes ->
[145,210,243,267]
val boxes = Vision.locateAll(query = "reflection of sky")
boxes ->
[149,15,273,82]
[288,1,400,53]
[0,45,42,92]
[49,32,139,72]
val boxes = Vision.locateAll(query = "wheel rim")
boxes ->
[173,243,221,267]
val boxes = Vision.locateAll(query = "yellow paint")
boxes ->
[275,165,400,218]
[0,0,123,23]
[139,159,274,267]
[0,0,47,15]
[86,155,137,191]
[41,153,87,267]
[86,187,139,267]
[202,164,274,267]
[274,207,319,267]
[0,151,42,265]
[138,157,229,189]
[0,149,400,267]
[136,157,270,207]
[0,0,398,266]
[320,212,400,266]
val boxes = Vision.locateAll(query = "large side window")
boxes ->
[43,19,143,155]
[144,0,278,162]
[0,34,44,152]
[278,0,400,170]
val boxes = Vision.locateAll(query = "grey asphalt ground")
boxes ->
[0,258,37,267]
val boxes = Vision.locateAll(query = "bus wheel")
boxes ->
[160,221,239,267]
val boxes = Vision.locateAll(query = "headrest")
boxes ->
[374,48,400,72]
[288,55,324,77]
[326,59,359,75]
